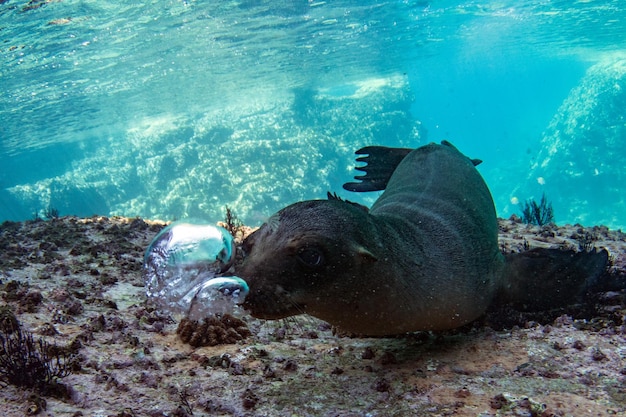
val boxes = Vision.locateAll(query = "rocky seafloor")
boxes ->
[1,216,625,417]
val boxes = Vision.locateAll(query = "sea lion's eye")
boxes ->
[296,247,324,268]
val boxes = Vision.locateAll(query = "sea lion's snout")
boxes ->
[237,258,306,320]
[236,222,305,319]
[241,284,304,319]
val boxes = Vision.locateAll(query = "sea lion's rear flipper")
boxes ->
[498,248,610,311]
[343,146,412,192]
[343,143,482,192]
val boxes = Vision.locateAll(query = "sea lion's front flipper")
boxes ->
[498,248,610,311]
[343,146,412,192]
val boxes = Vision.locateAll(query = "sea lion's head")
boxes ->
[237,199,379,324]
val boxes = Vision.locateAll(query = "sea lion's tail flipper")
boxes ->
[498,248,611,311]
[343,146,412,192]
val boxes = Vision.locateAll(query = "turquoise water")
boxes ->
[1,1,625,229]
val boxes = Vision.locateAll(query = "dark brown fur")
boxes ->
[237,142,608,336]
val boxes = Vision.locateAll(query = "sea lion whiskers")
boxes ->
[252,305,317,339]
[280,313,319,335]
[277,285,309,318]
[244,282,305,319]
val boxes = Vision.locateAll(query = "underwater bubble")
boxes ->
[143,220,247,318]
[187,276,249,320]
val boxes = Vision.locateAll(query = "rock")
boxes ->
[523,58,626,228]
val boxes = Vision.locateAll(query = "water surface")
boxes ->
[1,0,625,228]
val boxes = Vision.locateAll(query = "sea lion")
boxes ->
[237,141,609,336]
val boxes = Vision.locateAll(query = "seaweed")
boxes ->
[43,206,60,220]
[0,305,20,334]
[521,193,554,226]
[222,206,244,238]
[0,307,76,394]
[175,387,194,417]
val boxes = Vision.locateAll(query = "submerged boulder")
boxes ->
[4,75,424,224]
[525,58,626,228]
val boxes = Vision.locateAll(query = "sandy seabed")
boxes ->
[1,216,625,417]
